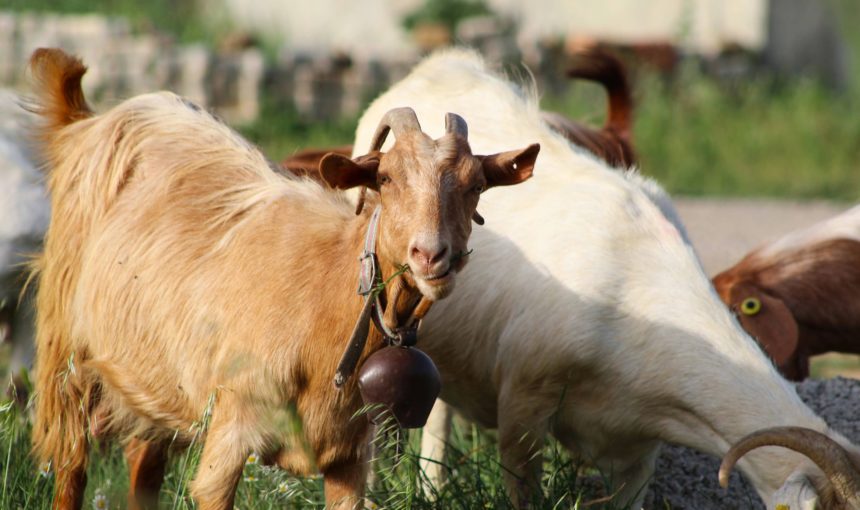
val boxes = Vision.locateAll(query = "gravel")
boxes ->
[643,377,860,509]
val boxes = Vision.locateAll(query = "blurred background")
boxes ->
[1,0,859,380]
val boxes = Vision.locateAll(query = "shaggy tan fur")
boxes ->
[28,48,537,510]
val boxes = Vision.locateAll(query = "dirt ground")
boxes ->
[673,197,847,276]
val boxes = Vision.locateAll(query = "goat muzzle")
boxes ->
[720,426,860,508]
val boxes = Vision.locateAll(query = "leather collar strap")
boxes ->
[334,206,424,388]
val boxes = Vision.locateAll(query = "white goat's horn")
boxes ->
[719,426,860,508]
[445,112,468,139]
[369,107,422,151]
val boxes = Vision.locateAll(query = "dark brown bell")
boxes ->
[357,346,441,428]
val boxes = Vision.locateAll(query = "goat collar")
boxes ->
[333,205,432,387]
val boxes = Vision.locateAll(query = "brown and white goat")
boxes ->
[281,48,635,176]
[712,205,860,381]
[282,144,354,179]
[28,48,538,510]
[541,48,636,168]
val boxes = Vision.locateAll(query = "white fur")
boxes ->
[757,204,860,258]
[354,49,855,509]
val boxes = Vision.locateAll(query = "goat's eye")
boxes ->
[378,175,391,186]
[740,297,761,316]
[472,184,484,194]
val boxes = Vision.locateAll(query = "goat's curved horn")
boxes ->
[445,113,468,139]
[719,426,860,507]
[354,108,422,216]
[369,107,422,151]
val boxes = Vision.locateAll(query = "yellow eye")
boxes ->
[740,297,761,316]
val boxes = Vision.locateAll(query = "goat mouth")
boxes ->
[420,269,452,285]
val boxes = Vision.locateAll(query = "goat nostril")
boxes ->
[409,246,426,262]
[429,246,449,264]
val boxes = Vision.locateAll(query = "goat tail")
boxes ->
[567,49,633,136]
[28,47,135,226]
[27,48,92,136]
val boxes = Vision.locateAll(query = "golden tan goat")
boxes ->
[28,48,539,510]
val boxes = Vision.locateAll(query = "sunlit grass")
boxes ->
[1,376,624,509]
[543,66,860,201]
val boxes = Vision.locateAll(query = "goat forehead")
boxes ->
[432,134,462,167]
[394,137,470,188]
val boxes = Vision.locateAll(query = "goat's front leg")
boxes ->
[322,460,368,510]
[591,442,660,510]
[419,399,453,497]
[497,383,550,508]
[125,438,169,510]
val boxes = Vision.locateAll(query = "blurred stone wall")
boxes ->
[0,3,849,125]
[0,11,553,124]
[0,12,265,124]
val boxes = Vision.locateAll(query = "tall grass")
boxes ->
[0,377,624,509]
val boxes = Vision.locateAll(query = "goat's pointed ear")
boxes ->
[479,143,539,189]
[319,152,380,190]
[730,284,800,375]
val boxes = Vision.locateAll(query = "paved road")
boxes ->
[674,197,850,275]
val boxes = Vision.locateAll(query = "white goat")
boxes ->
[353,49,860,509]
[0,91,44,392]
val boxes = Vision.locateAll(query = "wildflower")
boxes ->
[246,452,259,465]
[277,481,289,494]
[243,474,257,483]
[38,461,52,477]
[92,493,108,510]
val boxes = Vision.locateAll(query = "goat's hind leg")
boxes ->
[497,383,552,508]
[53,458,88,510]
[51,385,94,509]
[125,438,169,510]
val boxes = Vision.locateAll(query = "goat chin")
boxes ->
[772,471,822,510]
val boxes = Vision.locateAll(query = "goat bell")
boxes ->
[357,346,441,428]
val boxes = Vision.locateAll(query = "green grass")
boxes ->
[542,65,860,201]
[0,0,213,45]
[237,100,358,166]
[243,55,860,203]
[0,382,623,509]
